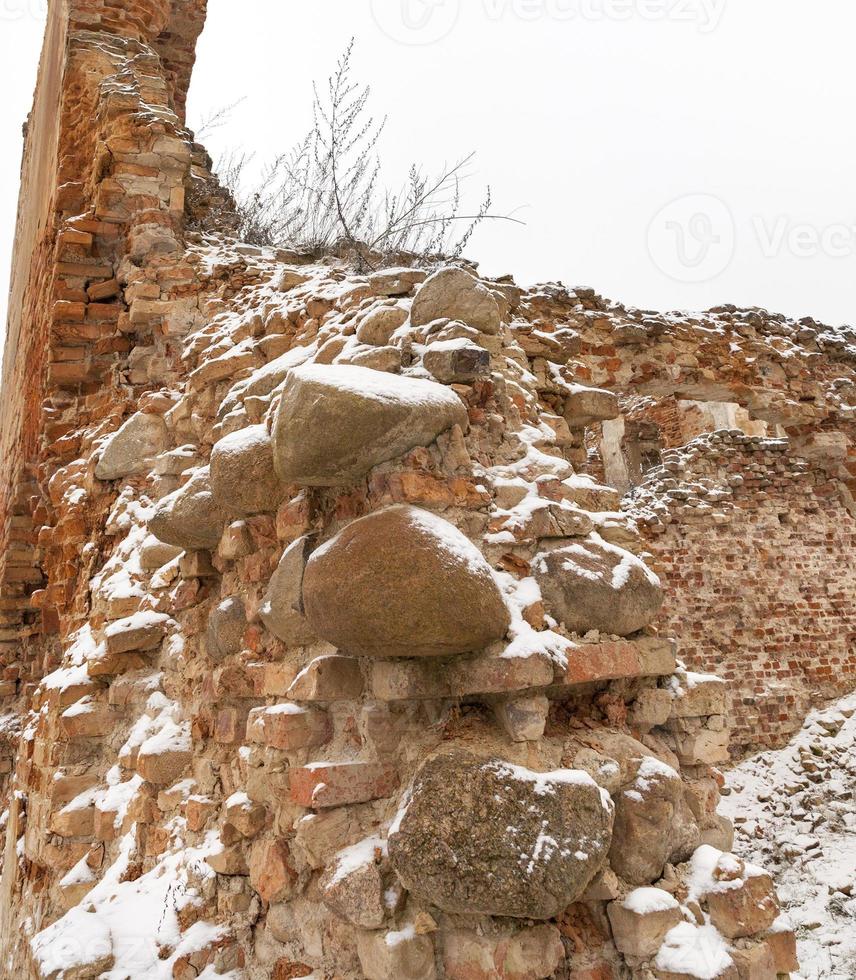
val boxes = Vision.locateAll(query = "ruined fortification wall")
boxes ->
[0,0,206,701]
[0,4,849,979]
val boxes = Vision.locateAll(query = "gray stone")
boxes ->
[609,755,685,885]
[210,424,286,515]
[564,385,620,427]
[138,534,183,571]
[272,364,467,486]
[207,597,247,661]
[149,466,228,552]
[388,750,613,919]
[259,536,317,646]
[355,305,409,346]
[534,538,663,637]
[411,267,502,335]
[302,506,509,659]
[95,412,167,480]
[423,338,491,384]
[368,267,428,296]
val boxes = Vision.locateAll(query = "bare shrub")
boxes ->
[204,41,520,268]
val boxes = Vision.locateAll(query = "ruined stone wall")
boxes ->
[0,4,840,978]
[2,229,792,978]
[630,431,856,753]
[522,287,856,752]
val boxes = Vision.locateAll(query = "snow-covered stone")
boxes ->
[535,536,663,637]
[95,412,167,481]
[149,466,227,551]
[389,750,613,919]
[411,267,501,335]
[272,363,467,486]
[302,506,510,659]
[210,424,286,515]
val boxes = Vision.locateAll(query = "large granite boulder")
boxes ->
[534,537,663,636]
[302,506,509,659]
[272,364,467,486]
[210,424,286,515]
[95,411,167,480]
[148,466,227,552]
[410,268,501,335]
[388,751,614,919]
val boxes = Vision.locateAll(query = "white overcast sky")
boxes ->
[2,0,856,338]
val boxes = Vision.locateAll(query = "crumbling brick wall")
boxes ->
[630,431,856,753]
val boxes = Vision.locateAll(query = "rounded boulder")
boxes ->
[148,466,227,552]
[302,505,509,659]
[534,537,663,637]
[210,424,286,515]
[410,267,502,335]
[389,751,614,919]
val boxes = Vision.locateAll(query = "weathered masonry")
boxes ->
[1,1,852,977]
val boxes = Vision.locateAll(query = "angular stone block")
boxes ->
[423,338,491,384]
[289,761,399,809]
[95,411,167,480]
[442,925,564,980]
[357,926,436,980]
[104,611,170,655]
[249,838,296,903]
[705,872,779,940]
[607,889,683,958]
[563,384,620,428]
[272,364,467,486]
[287,655,364,702]
[246,704,330,752]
